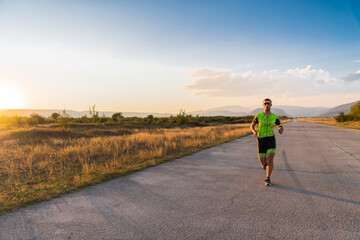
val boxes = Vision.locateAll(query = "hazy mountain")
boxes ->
[204,105,252,113]
[190,104,327,117]
[2,100,358,118]
[0,109,173,118]
[318,100,360,117]
[189,105,251,116]
[189,110,248,116]
[121,112,173,118]
[276,105,329,117]
[249,108,288,116]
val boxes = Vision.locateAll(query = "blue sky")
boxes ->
[0,0,359,112]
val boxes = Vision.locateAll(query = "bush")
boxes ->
[89,105,99,123]
[112,112,123,122]
[51,112,60,120]
[0,116,26,128]
[157,118,167,124]
[335,112,354,122]
[146,115,153,123]
[27,113,46,125]
[176,109,187,125]
[335,102,360,122]
[58,109,71,131]
[80,115,90,123]
[350,102,360,121]
[99,114,108,123]
[13,116,26,127]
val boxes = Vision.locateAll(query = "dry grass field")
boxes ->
[298,117,360,130]
[0,123,252,214]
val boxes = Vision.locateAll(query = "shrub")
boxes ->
[112,112,123,122]
[89,105,99,123]
[157,118,167,124]
[335,102,360,122]
[27,113,46,125]
[335,112,353,122]
[58,109,71,131]
[14,116,26,127]
[146,115,153,123]
[0,116,26,128]
[51,112,60,120]
[350,102,360,121]
[99,114,108,123]
[80,115,90,123]
[176,109,187,125]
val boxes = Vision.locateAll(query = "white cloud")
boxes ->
[185,65,358,98]
[353,60,360,63]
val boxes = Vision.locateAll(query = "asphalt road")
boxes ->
[1,120,360,240]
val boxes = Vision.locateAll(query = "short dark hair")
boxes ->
[263,98,272,103]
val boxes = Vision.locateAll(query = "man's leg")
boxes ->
[266,152,275,178]
[258,153,267,168]
[265,136,276,178]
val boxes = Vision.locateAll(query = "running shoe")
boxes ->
[264,178,272,186]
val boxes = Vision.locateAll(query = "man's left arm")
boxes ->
[275,118,284,134]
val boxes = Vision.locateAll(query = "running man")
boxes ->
[250,98,284,186]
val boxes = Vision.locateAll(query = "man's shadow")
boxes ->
[278,150,360,206]
[271,184,360,206]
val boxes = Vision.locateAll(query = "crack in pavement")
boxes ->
[329,140,360,163]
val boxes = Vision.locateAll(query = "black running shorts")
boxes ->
[257,136,276,158]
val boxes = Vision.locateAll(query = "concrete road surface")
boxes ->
[1,120,360,239]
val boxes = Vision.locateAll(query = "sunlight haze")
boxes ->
[0,83,23,109]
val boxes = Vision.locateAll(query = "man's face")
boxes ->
[263,101,272,110]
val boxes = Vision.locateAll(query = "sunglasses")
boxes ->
[264,102,271,105]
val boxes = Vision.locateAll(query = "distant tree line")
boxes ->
[335,102,360,122]
[0,105,290,129]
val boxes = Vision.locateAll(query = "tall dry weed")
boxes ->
[299,118,360,130]
[0,124,251,214]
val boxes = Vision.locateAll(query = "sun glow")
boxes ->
[0,84,23,109]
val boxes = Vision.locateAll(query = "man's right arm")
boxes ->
[250,116,258,137]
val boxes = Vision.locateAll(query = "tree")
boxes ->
[80,114,89,123]
[112,112,123,122]
[89,104,99,122]
[146,114,154,123]
[336,102,360,122]
[51,112,60,120]
[176,109,187,125]
[28,113,46,125]
[350,102,360,121]
[335,112,353,122]
[58,109,71,131]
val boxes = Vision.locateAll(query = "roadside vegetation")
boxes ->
[334,102,360,122]
[0,106,256,130]
[0,107,290,214]
[299,102,360,130]
[298,117,360,130]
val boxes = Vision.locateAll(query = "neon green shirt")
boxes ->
[253,112,282,138]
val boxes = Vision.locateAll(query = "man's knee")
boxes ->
[259,157,266,164]
[267,152,275,158]
[266,153,275,163]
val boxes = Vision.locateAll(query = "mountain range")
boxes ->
[0,100,359,118]
[189,100,359,117]
[0,109,173,118]
[317,100,360,117]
